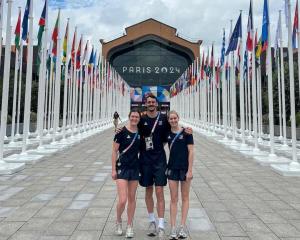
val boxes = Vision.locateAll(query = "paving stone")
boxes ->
[2,129,300,239]
[46,221,79,236]
[68,201,91,210]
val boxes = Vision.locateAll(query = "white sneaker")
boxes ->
[178,225,188,239]
[147,221,157,236]
[115,222,123,236]
[169,226,178,240]
[158,227,165,240]
[125,225,134,238]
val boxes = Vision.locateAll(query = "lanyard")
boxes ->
[150,112,161,136]
[169,129,183,151]
[119,132,138,156]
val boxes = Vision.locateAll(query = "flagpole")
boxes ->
[10,9,21,143]
[298,0,300,100]
[53,9,61,140]
[47,55,53,134]
[21,0,34,153]
[277,51,283,139]
[223,29,228,140]
[239,10,246,146]
[266,0,276,157]
[37,0,48,146]
[0,0,13,160]
[78,35,83,131]
[62,19,69,140]
[16,40,23,138]
[71,27,77,136]
[0,0,4,67]
[279,11,288,147]
[251,0,259,151]
[286,0,298,164]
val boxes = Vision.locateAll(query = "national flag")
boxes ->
[52,10,60,58]
[256,36,263,58]
[21,0,30,41]
[226,13,242,55]
[76,36,82,69]
[200,52,205,80]
[62,20,69,64]
[246,0,254,51]
[215,59,220,87]
[221,29,226,67]
[71,30,76,64]
[37,0,47,65]
[82,40,89,64]
[261,0,269,52]
[243,50,248,81]
[15,9,21,51]
[275,12,281,51]
[88,46,94,73]
[292,0,298,49]
[235,44,241,78]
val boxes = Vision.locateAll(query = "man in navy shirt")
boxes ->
[138,94,192,239]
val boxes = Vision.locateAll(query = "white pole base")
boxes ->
[0,161,25,175]
[27,146,59,156]
[4,152,45,165]
[254,154,291,166]
[271,162,300,176]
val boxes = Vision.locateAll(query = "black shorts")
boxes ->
[117,167,140,181]
[166,169,188,182]
[139,164,167,187]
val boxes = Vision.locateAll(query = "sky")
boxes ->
[1,0,295,60]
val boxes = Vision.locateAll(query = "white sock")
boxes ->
[148,213,156,223]
[158,218,164,229]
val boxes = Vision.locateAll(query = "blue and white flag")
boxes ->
[226,14,242,56]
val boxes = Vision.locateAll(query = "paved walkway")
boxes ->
[1,128,300,239]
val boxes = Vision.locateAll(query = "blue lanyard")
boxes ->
[169,129,183,151]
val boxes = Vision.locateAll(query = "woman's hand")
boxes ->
[111,170,117,180]
[186,170,193,181]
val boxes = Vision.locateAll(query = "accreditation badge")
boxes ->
[145,136,154,151]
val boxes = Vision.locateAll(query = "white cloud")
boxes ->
[1,0,296,60]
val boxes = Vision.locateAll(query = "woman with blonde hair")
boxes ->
[166,110,194,240]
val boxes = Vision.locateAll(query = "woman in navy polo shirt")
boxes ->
[166,110,194,240]
[112,109,141,238]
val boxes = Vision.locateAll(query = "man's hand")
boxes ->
[115,127,122,134]
[184,127,193,135]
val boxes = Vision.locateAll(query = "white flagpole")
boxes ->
[247,53,252,136]
[251,0,259,150]
[266,0,276,157]
[37,1,48,145]
[53,10,62,140]
[71,28,77,135]
[0,0,13,160]
[279,11,288,146]
[286,0,298,163]
[222,29,228,139]
[257,58,263,140]
[239,11,246,145]
[62,19,69,139]
[47,55,53,133]
[277,52,283,139]
[21,0,34,153]
[78,35,83,130]
[16,40,23,138]
[298,0,300,100]
[10,9,21,143]
[0,0,3,67]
